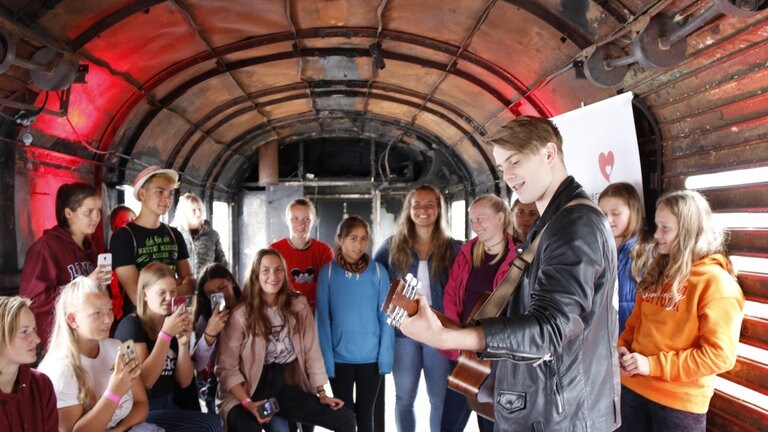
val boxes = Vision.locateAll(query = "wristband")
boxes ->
[158,331,172,342]
[103,390,121,404]
[204,331,217,339]
[241,398,251,407]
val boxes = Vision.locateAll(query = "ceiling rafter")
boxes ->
[103,26,551,173]
[170,0,282,145]
[168,80,487,172]
[214,110,480,190]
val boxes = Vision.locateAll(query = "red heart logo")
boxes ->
[598,151,615,182]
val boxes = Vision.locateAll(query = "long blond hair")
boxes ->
[46,277,109,411]
[136,262,177,336]
[635,190,728,308]
[0,296,33,351]
[389,185,454,279]
[470,195,512,267]
[241,249,301,341]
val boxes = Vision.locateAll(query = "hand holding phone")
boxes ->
[119,339,137,365]
[256,397,280,419]
[210,293,226,313]
[172,295,192,313]
[93,253,112,286]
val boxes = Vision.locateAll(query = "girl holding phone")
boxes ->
[115,262,222,431]
[20,182,111,351]
[193,263,239,413]
[38,276,153,431]
[216,248,355,431]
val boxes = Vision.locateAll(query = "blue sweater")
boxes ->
[617,236,638,335]
[316,260,394,378]
[373,237,461,314]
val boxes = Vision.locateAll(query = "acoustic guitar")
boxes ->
[382,273,496,420]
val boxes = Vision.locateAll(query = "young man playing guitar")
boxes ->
[400,116,621,431]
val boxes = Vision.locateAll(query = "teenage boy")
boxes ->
[269,198,334,309]
[400,116,621,431]
[111,166,193,316]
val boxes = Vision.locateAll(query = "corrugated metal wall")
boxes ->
[625,10,768,432]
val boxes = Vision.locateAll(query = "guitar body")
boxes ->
[446,291,496,421]
[382,277,498,420]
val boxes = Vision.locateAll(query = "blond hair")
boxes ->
[45,277,109,411]
[284,198,317,223]
[136,262,177,336]
[172,192,205,227]
[0,296,33,351]
[470,195,511,267]
[635,190,728,308]
[486,116,564,161]
[388,185,454,279]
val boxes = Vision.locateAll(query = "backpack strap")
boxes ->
[123,224,138,257]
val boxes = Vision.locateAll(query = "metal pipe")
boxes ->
[659,4,721,49]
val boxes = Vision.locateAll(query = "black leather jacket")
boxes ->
[480,177,621,431]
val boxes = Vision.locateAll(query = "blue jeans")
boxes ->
[393,335,451,432]
[619,386,706,432]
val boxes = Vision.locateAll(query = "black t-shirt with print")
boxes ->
[114,313,180,401]
[111,222,190,271]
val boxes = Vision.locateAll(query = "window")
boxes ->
[450,200,466,240]
[213,200,232,266]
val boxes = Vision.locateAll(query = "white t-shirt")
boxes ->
[417,260,433,306]
[39,338,134,429]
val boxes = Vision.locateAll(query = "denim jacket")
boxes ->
[373,237,461,314]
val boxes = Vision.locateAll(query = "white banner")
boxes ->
[551,92,644,203]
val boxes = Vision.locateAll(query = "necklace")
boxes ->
[484,237,504,254]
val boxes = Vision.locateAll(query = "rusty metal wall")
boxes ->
[625,10,768,430]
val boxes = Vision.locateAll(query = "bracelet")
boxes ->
[103,390,121,404]
[241,398,251,407]
[317,388,327,398]
[204,331,217,339]
[158,331,172,342]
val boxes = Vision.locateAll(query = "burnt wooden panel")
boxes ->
[690,184,768,213]
[729,231,768,258]
[664,140,768,178]
[721,357,768,397]
[741,316,768,351]
[738,272,768,304]
[708,391,768,432]
[663,116,768,160]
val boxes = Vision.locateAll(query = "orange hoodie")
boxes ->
[618,254,744,414]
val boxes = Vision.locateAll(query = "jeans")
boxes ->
[330,363,382,432]
[440,362,494,432]
[618,386,706,432]
[147,394,223,432]
[393,335,451,432]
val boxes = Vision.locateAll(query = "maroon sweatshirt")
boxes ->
[0,365,58,431]
[19,226,98,349]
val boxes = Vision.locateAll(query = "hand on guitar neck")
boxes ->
[381,274,484,352]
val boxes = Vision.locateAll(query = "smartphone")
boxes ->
[210,293,225,312]
[119,339,136,365]
[172,295,188,313]
[97,253,112,275]
[257,397,280,419]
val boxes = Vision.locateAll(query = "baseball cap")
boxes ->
[133,165,179,200]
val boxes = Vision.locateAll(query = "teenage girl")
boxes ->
[618,190,744,432]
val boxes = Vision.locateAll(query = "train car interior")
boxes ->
[0,0,766,429]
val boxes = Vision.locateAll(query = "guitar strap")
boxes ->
[473,197,597,320]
